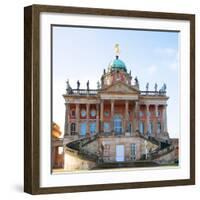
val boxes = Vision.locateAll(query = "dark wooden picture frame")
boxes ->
[24,4,195,195]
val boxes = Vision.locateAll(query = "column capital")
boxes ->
[125,99,129,103]
[100,99,104,103]
[145,103,150,107]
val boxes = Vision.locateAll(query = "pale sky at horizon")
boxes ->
[52,26,179,138]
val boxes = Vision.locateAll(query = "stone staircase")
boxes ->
[148,144,174,160]
[137,131,174,161]
[65,131,175,167]
[66,134,99,162]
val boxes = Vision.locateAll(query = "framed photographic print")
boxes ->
[24,4,195,194]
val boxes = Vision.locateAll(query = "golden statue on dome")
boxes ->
[114,43,120,57]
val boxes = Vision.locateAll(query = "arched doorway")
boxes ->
[114,115,122,135]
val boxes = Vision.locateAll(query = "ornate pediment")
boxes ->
[100,81,139,94]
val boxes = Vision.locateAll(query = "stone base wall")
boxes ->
[64,151,96,171]
[154,149,176,164]
[98,136,158,162]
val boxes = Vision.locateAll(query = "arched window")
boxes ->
[139,121,144,134]
[70,123,76,135]
[71,110,75,117]
[81,109,86,117]
[80,123,87,136]
[114,115,122,135]
[90,110,96,117]
[90,123,96,135]
[157,121,161,134]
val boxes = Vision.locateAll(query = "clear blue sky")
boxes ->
[52,26,179,138]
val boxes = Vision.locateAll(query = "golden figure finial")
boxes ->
[114,43,120,56]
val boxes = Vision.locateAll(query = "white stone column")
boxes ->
[67,104,71,136]
[155,104,158,117]
[146,104,150,136]
[75,104,80,135]
[86,103,90,136]
[132,102,135,135]
[96,104,99,134]
[111,100,114,135]
[125,100,129,133]
[134,101,139,133]
[154,104,158,137]
[64,103,69,136]
[100,100,104,133]
[163,104,168,132]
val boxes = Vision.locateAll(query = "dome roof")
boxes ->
[109,56,127,72]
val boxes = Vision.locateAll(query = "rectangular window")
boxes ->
[58,146,63,155]
[104,144,110,156]
[148,121,153,136]
[128,123,132,133]
[131,144,136,160]
[157,121,161,134]
[139,121,144,134]
[104,122,110,133]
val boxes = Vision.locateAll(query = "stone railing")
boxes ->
[65,134,99,162]
[99,131,134,137]
[66,89,99,96]
[140,91,166,96]
[66,134,98,150]
[149,145,174,160]
[66,88,166,96]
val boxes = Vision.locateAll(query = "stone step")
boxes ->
[94,161,159,169]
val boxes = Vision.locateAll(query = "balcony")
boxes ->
[66,89,99,96]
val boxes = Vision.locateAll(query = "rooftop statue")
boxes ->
[134,76,139,88]
[66,80,73,94]
[159,83,167,94]
[146,82,149,92]
[77,80,80,90]
[154,83,158,92]
[163,83,167,92]
[87,80,90,90]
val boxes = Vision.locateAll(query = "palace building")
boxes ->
[52,45,178,171]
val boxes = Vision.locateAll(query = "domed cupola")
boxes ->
[101,44,132,88]
[109,56,127,72]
